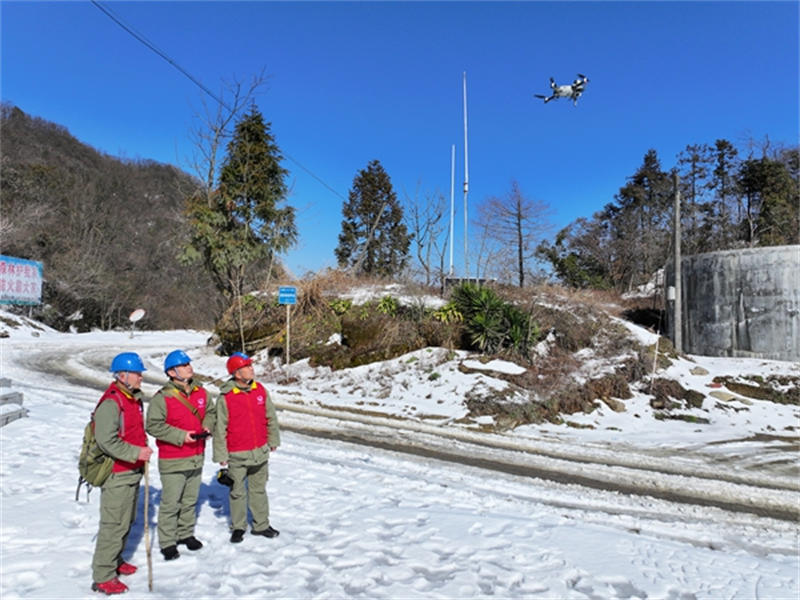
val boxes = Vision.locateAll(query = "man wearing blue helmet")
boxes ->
[90,352,153,595]
[146,349,214,561]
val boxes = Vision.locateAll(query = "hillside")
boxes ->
[0,103,223,330]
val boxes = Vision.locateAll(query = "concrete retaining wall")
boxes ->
[666,245,799,361]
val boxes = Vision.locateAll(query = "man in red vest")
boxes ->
[91,352,153,595]
[146,350,214,561]
[213,352,281,543]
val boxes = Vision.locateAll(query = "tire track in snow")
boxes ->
[276,406,800,523]
[15,340,800,523]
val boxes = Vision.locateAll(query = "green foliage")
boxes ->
[539,140,799,291]
[377,295,399,316]
[183,107,297,301]
[335,160,411,276]
[432,302,463,324]
[738,156,799,246]
[450,283,539,356]
[241,293,267,312]
[536,225,613,290]
[329,298,352,315]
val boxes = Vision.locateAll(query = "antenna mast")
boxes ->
[462,71,470,280]
[449,144,455,276]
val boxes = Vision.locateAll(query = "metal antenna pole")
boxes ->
[463,71,470,281]
[673,172,682,354]
[449,144,455,276]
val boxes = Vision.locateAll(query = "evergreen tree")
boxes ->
[738,157,797,246]
[709,139,740,248]
[184,106,296,301]
[611,149,672,291]
[677,143,714,254]
[335,159,411,276]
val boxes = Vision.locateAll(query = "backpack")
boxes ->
[75,397,119,501]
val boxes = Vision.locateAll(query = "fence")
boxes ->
[0,378,29,427]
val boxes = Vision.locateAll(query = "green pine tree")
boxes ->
[183,106,296,301]
[738,156,798,246]
[335,159,411,276]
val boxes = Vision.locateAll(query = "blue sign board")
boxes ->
[278,286,297,305]
[0,255,43,305]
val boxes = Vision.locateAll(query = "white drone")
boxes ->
[534,74,589,106]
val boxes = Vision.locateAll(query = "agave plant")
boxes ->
[451,282,540,356]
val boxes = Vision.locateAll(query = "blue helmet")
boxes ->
[109,352,146,373]
[164,350,192,373]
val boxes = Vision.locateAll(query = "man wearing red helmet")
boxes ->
[213,352,281,543]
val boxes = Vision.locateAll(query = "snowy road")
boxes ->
[17,333,799,522]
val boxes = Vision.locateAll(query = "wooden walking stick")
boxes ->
[144,461,153,591]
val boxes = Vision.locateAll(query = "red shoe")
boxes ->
[116,562,137,575]
[91,577,129,595]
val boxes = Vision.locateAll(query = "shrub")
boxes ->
[377,295,399,316]
[449,282,540,356]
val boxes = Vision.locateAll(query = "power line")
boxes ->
[90,1,227,110]
[90,0,346,201]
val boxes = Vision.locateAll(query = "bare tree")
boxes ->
[405,186,447,286]
[184,70,269,206]
[475,181,553,287]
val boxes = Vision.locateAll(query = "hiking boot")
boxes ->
[252,525,280,538]
[177,536,203,550]
[160,545,180,560]
[91,577,128,595]
[230,529,245,543]
[116,562,137,576]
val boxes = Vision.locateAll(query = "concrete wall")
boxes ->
[665,245,800,361]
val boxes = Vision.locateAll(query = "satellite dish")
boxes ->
[129,309,146,323]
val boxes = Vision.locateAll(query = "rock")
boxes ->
[601,397,626,412]
[709,390,753,405]
[690,366,710,376]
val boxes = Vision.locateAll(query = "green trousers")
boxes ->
[157,468,202,548]
[91,469,142,583]
[228,460,270,531]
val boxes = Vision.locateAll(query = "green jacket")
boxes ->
[212,378,280,466]
[146,379,216,473]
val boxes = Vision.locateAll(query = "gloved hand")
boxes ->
[216,468,234,487]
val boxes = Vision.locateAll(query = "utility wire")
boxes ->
[90,0,346,201]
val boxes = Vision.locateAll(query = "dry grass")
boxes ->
[213,275,675,427]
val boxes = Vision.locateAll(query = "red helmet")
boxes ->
[226,353,252,374]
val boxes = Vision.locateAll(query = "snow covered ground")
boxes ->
[0,310,798,599]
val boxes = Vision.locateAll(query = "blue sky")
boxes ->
[2,1,798,278]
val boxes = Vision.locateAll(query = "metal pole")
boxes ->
[462,71,469,281]
[285,304,291,366]
[449,144,455,276]
[673,172,682,354]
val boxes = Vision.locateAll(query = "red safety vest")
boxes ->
[223,382,269,453]
[97,382,147,473]
[156,385,208,459]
